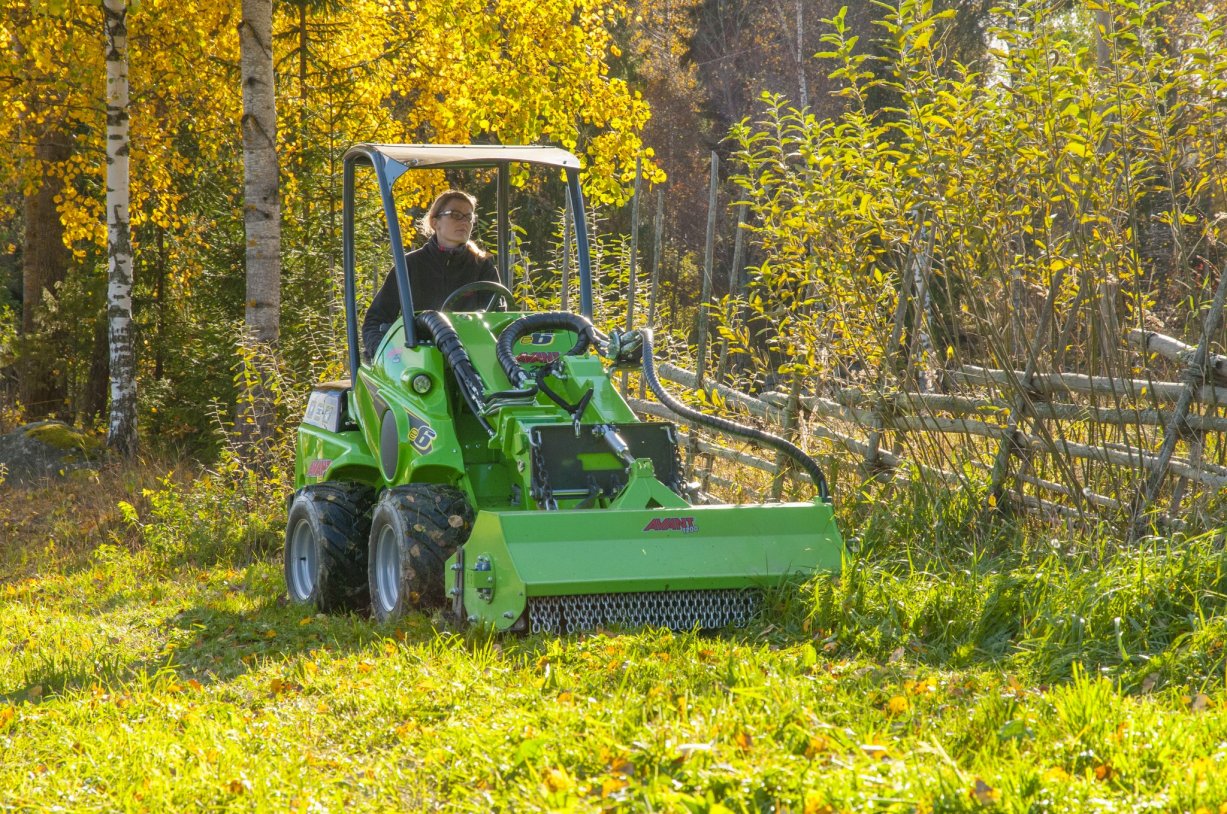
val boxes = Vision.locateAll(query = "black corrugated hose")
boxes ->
[638,328,831,504]
[415,311,494,434]
[495,312,603,387]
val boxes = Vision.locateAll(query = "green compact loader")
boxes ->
[285,144,844,633]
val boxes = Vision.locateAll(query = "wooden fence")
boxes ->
[613,154,1227,534]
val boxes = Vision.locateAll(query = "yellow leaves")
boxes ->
[885,695,909,715]
[270,677,299,696]
[0,705,15,732]
[1042,766,1068,784]
[804,791,834,814]
[733,729,753,752]
[543,766,574,793]
[601,775,628,797]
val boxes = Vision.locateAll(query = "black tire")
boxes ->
[368,484,475,622]
[284,483,376,613]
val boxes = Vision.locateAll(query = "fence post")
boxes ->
[865,220,923,472]
[695,152,719,389]
[686,153,719,484]
[717,203,748,383]
[903,225,936,393]
[622,156,642,395]
[1138,263,1227,524]
[770,373,804,500]
[642,189,665,400]
[988,265,1067,508]
[560,196,572,313]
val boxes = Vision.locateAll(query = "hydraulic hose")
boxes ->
[638,328,831,504]
[415,311,493,435]
[496,312,604,388]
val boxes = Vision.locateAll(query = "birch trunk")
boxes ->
[104,0,137,455]
[239,0,281,444]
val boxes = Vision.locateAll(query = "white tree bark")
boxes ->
[239,0,281,443]
[104,0,137,455]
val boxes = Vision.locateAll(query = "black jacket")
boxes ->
[361,236,498,360]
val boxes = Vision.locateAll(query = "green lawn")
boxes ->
[4,465,1227,812]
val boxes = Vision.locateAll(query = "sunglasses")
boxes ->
[436,209,475,223]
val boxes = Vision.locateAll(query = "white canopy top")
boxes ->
[352,143,581,170]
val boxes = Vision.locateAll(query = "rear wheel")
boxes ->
[284,483,375,613]
[368,484,475,622]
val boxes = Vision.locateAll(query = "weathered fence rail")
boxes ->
[633,331,1227,530]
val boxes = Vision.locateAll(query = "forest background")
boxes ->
[1,0,1223,489]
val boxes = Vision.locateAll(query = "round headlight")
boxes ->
[411,373,433,395]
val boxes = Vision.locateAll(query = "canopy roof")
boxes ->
[350,143,581,170]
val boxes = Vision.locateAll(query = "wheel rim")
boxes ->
[287,518,317,601]
[374,525,401,614]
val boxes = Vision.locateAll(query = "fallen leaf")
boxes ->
[803,790,834,814]
[609,757,634,777]
[1042,766,1069,783]
[969,778,999,804]
[543,767,574,793]
[601,776,628,797]
[886,695,909,715]
[804,735,830,758]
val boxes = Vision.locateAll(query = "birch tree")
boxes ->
[239,0,281,444]
[103,0,136,454]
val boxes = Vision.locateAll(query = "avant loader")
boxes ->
[284,144,844,633]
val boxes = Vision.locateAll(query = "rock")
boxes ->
[0,421,102,486]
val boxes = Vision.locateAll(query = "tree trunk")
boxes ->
[239,0,282,446]
[19,130,71,419]
[104,0,137,455]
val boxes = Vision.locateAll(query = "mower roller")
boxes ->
[285,144,845,633]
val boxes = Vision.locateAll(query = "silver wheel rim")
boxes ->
[374,525,400,614]
[287,518,317,601]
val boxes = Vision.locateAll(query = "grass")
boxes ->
[4,457,1227,812]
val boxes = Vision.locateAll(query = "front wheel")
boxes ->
[368,484,475,622]
[284,483,375,613]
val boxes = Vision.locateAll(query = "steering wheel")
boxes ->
[439,281,515,313]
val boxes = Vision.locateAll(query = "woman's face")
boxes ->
[432,198,475,250]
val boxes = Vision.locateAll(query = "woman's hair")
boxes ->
[419,189,478,238]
